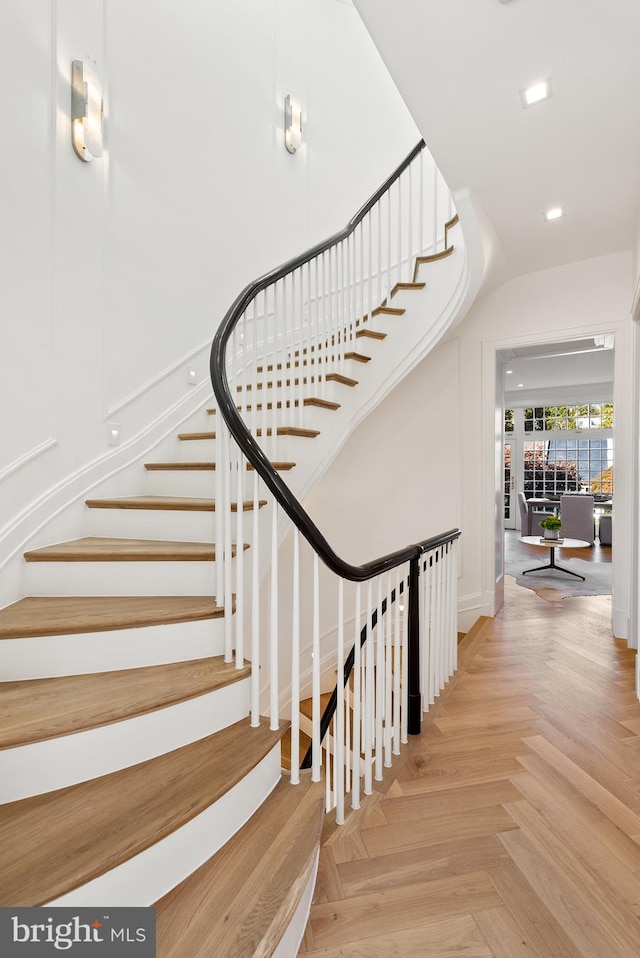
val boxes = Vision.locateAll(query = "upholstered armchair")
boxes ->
[560,495,595,545]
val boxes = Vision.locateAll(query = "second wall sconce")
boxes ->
[284,94,303,154]
[71,59,103,162]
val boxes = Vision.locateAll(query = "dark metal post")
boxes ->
[407,555,421,735]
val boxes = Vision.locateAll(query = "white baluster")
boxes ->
[397,174,404,285]
[290,528,300,785]
[250,470,260,727]
[386,189,392,302]
[435,546,444,693]
[336,578,345,824]
[269,501,279,731]
[261,289,269,450]
[407,165,413,282]
[418,149,424,258]
[384,572,392,768]
[428,552,436,706]
[222,420,233,664]
[452,539,459,674]
[367,211,374,335]
[393,566,401,755]
[432,163,439,253]
[375,575,384,783]
[272,281,280,458]
[401,568,409,745]
[363,580,373,795]
[312,552,321,783]
[376,204,382,310]
[235,448,244,668]
[351,583,362,810]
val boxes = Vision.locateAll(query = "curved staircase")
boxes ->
[0,144,464,954]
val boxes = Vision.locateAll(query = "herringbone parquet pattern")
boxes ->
[299,576,640,957]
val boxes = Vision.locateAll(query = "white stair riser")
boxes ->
[46,745,281,907]
[143,469,256,498]
[0,618,226,679]
[25,557,237,596]
[0,678,250,802]
[85,507,217,542]
[207,404,340,435]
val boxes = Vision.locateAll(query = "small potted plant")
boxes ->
[539,513,562,540]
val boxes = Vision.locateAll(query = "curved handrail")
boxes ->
[210,139,458,581]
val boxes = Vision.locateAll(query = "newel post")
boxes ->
[407,554,421,735]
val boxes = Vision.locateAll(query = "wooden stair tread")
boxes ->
[390,281,426,298]
[372,305,405,316]
[23,537,248,562]
[155,774,325,958]
[85,496,267,512]
[178,426,318,439]
[177,431,216,440]
[356,328,387,340]
[325,373,358,387]
[343,351,371,363]
[144,461,295,472]
[303,397,341,410]
[0,718,286,906]
[246,461,296,471]
[0,655,250,749]
[280,728,312,771]
[299,692,333,721]
[0,595,224,639]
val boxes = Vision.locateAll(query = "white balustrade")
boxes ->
[211,142,460,823]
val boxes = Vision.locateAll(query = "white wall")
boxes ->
[0,0,419,571]
[306,249,635,636]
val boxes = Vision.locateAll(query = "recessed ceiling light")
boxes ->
[517,383,524,388]
[505,369,513,374]
[521,79,552,108]
[543,207,564,221]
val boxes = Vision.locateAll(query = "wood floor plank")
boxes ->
[361,805,518,857]
[506,793,640,919]
[486,862,584,958]
[379,781,521,823]
[523,728,640,814]
[473,906,540,958]
[498,828,636,958]
[302,915,493,958]
[308,871,502,950]
[338,834,510,898]
[514,753,640,872]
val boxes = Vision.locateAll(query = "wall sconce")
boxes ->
[284,94,302,154]
[71,60,103,162]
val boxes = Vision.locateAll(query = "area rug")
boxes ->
[505,559,612,602]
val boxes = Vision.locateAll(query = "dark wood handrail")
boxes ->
[210,140,460,581]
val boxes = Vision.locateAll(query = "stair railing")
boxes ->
[210,140,461,821]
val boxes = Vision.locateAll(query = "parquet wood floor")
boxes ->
[300,576,640,957]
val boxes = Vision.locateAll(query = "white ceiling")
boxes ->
[499,338,614,402]
[354,0,640,293]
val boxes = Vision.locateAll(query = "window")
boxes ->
[514,402,613,498]
[523,403,613,432]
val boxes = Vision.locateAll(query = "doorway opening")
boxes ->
[497,336,614,602]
